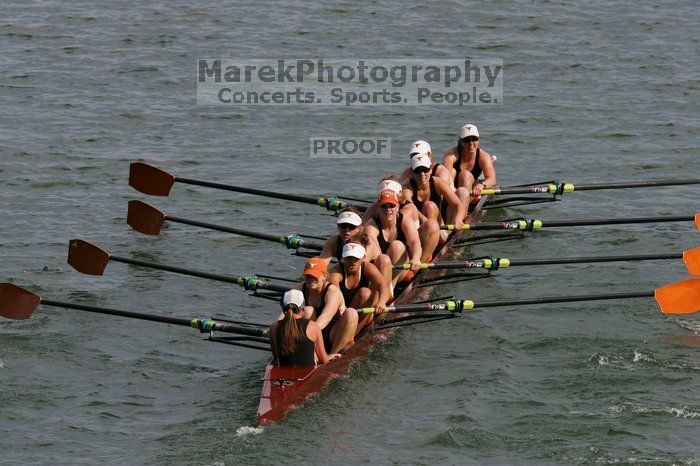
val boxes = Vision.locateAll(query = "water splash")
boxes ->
[236,426,264,437]
[0,358,5,369]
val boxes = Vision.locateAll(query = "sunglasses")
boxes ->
[412,166,430,174]
[461,136,479,143]
[380,203,397,210]
[337,223,359,230]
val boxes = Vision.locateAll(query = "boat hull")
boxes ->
[257,199,489,425]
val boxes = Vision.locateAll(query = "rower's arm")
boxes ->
[361,202,378,224]
[402,216,422,263]
[315,285,344,330]
[318,235,339,263]
[441,148,458,174]
[437,178,466,227]
[402,186,429,223]
[308,320,332,364]
[364,262,389,307]
[479,149,497,188]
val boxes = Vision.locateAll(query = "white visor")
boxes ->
[378,179,402,195]
[336,211,362,227]
[408,140,431,157]
[459,124,479,139]
[411,154,432,170]
[282,289,305,308]
[342,242,366,260]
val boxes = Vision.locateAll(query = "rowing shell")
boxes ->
[257,196,490,425]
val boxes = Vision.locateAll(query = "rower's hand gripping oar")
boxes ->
[395,248,700,276]
[358,278,700,316]
[0,283,269,346]
[441,213,700,231]
[129,162,357,212]
[477,178,700,196]
[127,200,324,251]
[67,239,291,293]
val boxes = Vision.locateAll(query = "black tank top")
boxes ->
[457,146,483,180]
[372,213,406,254]
[409,176,443,213]
[275,318,316,366]
[334,236,344,262]
[339,262,370,305]
[302,282,339,329]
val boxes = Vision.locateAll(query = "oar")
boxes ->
[479,179,700,196]
[0,283,269,347]
[358,278,700,315]
[67,239,291,293]
[129,162,356,212]
[442,213,700,231]
[394,248,700,275]
[127,200,324,251]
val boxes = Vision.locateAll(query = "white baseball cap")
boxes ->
[282,289,305,308]
[459,124,479,139]
[342,242,366,259]
[408,140,431,157]
[336,211,362,227]
[378,179,402,195]
[411,154,432,171]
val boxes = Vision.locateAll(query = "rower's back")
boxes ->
[273,318,316,366]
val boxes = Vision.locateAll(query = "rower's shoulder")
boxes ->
[443,145,459,157]
[478,148,495,164]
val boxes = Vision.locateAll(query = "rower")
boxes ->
[293,258,358,354]
[328,239,389,333]
[441,124,496,207]
[404,154,465,233]
[399,140,452,187]
[319,208,364,264]
[364,189,424,286]
[269,290,340,366]
[361,176,421,231]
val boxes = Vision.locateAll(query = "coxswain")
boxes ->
[403,153,466,233]
[293,258,358,354]
[364,189,424,286]
[441,124,496,207]
[399,140,452,187]
[269,289,340,366]
[328,238,389,333]
[319,208,365,264]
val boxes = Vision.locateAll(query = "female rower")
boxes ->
[319,207,367,264]
[293,257,359,354]
[398,140,452,187]
[361,175,421,230]
[328,238,389,333]
[403,154,466,232]
[269,290,340,366]
[442,124,496,207]
[364,189,424,286]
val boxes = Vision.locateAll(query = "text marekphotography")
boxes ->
[197,59,503,106]
[310,137,391,159]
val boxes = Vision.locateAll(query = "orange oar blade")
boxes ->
[655,278,700,314]
[67,239,110,276]
[0,283,41,320]
[127,200,166,235]
[683,247,700,275]
[129,162,175,196]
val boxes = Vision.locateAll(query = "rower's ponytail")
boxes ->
[277,306,302,355]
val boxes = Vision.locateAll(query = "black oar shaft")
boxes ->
[108,256,291,293]
[507,253,682,266]
[110,255,239,284]
[474,291,654,308]
[541,215,693,228]
[175,177,321,205]
[574,179,700,191]
[165,215,324,251]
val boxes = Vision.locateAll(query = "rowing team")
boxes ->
[269,123,496,366]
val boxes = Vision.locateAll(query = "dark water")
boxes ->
[1,1,698,464]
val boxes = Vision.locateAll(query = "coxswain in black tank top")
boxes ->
[269,289,339,366]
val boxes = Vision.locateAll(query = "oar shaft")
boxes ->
[507,253,682,266]
[474,291,654,308]
[40,299,267,337]
[176,177,320,205]
[110,255,239,284]
[165,215,324,251]
[541,215,693,228]
[573,179,700,191]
